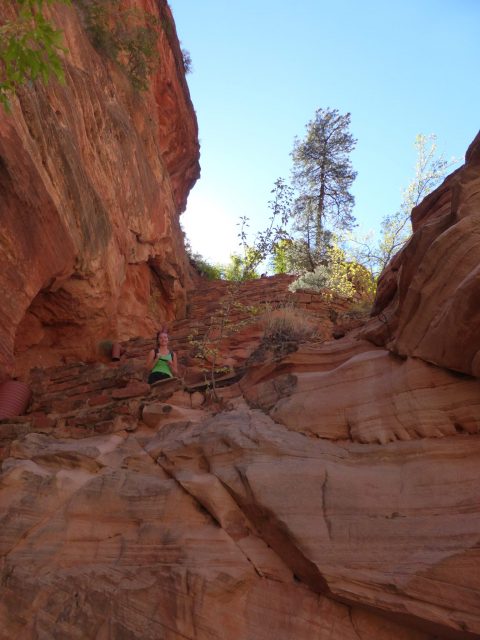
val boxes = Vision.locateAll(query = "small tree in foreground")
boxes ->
[188,178,291,400]
[237,177,293,279]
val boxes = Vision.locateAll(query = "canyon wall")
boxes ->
[0,0,199,379]
[364,132,480,376]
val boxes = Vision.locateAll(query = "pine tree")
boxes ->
[291,108,357,270]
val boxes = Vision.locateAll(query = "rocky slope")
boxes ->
[0,0,199,380]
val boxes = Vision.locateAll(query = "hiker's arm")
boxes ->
[170,352,179,376]
[146,349,157,370]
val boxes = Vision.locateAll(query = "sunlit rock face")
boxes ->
[363,131,480,376]
[0,0,199,379]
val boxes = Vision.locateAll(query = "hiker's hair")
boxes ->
[155,325,169,350]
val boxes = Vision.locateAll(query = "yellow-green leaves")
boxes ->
[0,0,70,111]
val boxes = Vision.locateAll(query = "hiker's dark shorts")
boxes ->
[148,372,172,384]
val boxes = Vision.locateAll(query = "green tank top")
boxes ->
[151,351,173,377]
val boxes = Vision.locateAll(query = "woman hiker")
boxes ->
[146,329,178,384]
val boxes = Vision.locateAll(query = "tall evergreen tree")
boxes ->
[290,107,357,270]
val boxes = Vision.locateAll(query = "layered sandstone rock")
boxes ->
[2,257,480,638]
[0,410,444,640]
[241,338,480,444]
[0,0,199,379]
[364,131,480,376]
[1,43,480,637]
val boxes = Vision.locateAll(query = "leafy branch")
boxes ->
[0,0,70,111]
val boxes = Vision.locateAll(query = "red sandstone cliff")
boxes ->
[364,131,480,376]
[0,0,199,379]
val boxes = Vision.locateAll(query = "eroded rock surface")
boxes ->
[1,260,480,638]
[364,131,480,376]
[0,0,199,379]
[0,413,448,640]
[1,29,480,637]
[242,338,480,444]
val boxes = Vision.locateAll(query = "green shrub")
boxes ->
[189,253,223,280]
[223,253,259,281]
[77,0,159,91]
[289,243,376,300]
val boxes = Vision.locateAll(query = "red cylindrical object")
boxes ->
[0,380,32,420]
[111,342,121,361]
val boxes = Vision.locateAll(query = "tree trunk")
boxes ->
[316,176,325,247]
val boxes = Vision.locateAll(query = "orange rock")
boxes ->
[363,131,480,376]
[141,402,206,429]
[266,345,480,443]
[111,381,150,399]
[0,0,199,380]
[0,420,442,639]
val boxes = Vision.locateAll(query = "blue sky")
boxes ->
[169,0,480,264]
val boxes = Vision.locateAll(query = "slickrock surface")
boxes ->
[0,0,199,379]
[2,261,480,638]
[243,339,480,443]
[363,131,480,376]
[0,417,437,640]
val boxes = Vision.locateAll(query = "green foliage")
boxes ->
[77,0,160,91]
[0,0,70,111]
[223,252,259,281]
[189,252,223,280]
[349,133,456,276]
[378,134,454,266]
[271,239,291,274]
[237,177,292,278]
[290,108,357,269]
[289,241,376,300]
[271,233,335,275]
[187,246,258,282]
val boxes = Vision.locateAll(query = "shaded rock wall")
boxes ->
[0,0,199,379]
[364,131,480,376]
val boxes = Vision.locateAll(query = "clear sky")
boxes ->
[169,0,480,264]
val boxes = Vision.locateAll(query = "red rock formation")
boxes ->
[242,338,480,443]
[1,260,480,637]
[0,0,199,380]
[1,417,438,640]
[1,11,480,633]
[363,131,480,376]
